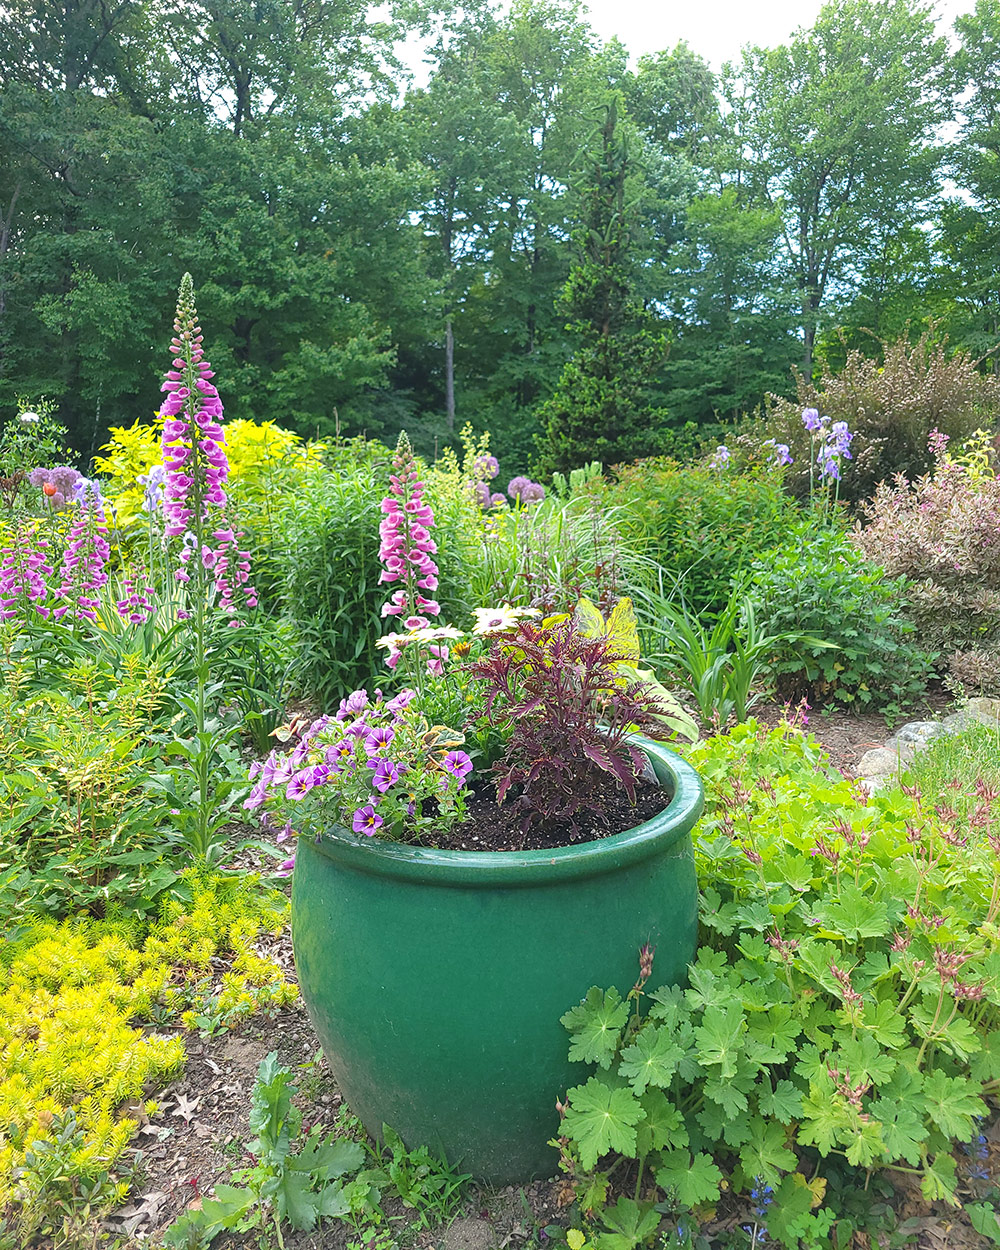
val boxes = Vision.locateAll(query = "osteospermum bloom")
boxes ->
[471,604,541,635]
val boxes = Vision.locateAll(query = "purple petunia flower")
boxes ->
[368,758,401,792]
[352,804,384,836]
[441,750,473,782]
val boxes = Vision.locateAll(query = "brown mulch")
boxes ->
[752,687,954,774]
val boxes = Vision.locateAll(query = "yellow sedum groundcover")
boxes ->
[0,873,296,1208]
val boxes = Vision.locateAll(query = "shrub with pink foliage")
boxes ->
[853,433,1000,684]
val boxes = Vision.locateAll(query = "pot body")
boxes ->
[291,739,703,1185]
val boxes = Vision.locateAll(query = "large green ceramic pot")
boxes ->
[291,737,703,1186]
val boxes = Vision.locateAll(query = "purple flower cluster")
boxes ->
[244,687,472,852]
[0,527,52,620]
[507,475,546,503]
[379,432,440,662]
[28,466,84,510]
[708,445,731,471]
[138,464,166,513]
[763,439,793,466]
[802,408,853,483]
[53,482,110,622]
[116,568,156,624]
[469,454,505,511]
[159,274,256,620]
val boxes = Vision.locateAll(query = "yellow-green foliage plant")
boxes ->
[93,416,326,531]
[0,872,295,1239]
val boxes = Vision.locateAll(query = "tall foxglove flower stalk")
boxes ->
[155,274,257,862]
[0,525,52,621]
[53,483,110,623]
[378,432,444,678]
[159,274,256,623]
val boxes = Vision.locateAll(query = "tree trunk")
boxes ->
[444,315,455,432]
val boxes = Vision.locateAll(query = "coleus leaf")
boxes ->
[561,987,630,1069]
[654,1150,723,1208]
[563,1077,645,1171]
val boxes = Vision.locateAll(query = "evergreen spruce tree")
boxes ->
[534,95,669,475]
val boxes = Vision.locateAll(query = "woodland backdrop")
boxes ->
[1,0,998,468]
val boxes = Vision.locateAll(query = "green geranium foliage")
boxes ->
[554,721,1000,1249]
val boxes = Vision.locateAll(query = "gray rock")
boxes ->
[886,721,945,750]
[441,1218,498,1250]
[856,747,902,776]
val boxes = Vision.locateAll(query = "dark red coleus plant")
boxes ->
[464,619,666,830]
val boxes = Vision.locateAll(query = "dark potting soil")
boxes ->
[418,775,670,853]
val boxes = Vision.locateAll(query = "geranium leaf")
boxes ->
[619,1025,685,1093]
[563,1078,645,1171]
[654,1150,723,1208]
[561,987,630,1069]
[919,1070,986,1140]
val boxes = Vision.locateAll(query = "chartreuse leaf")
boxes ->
[844,1118,885,1168]
[562,987,630,1069]
[654,1151,723,1208]
[596,1195,660,1250]
[919,1070,986,1140]
[860,997,908,1048]
[921,1152,959,1205]
[563,1078,645,1170]
[799,1081,848,1156]
[910,998,981,1061]
[619,1025,685,1093]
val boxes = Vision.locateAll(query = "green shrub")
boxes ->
[554,721,1000,1247]
[602,458,800,616]
[757,330,999,504]
[746,525,934,711]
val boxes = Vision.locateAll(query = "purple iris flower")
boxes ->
[802,407,822,432]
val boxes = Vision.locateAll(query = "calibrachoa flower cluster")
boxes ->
[244,688,473,851]
[0,526,52,620]
[28,465,84,510]
[159,274,256,620]
[53,482,110,623]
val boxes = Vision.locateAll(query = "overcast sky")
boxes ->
[567,0,974,68]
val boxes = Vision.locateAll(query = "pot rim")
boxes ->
[297,736,703,887]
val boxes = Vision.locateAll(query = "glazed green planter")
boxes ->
[291,738,703,1186]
